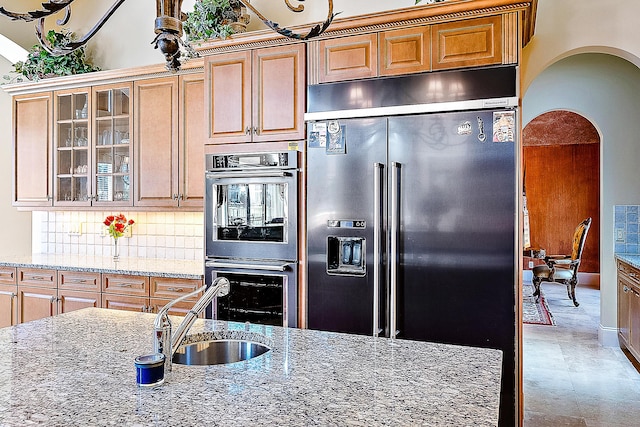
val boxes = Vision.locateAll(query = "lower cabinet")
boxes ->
[617,260,640,363]
[17,285,58,323]
[17,268,57,323]
[0,267,18,327]
[0,285,18,328]
[1,266,203,324]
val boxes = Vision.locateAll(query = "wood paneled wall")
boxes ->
[523,143,600,273]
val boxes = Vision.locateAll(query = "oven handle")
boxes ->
[205,261,292,272]
[206,171,293,179]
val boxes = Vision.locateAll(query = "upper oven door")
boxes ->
[205,169,298,261]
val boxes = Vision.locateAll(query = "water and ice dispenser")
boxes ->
[326,220,366,276]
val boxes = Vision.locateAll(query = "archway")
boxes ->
[522,110,600,280]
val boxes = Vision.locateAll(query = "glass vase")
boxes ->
[112,238,120,261]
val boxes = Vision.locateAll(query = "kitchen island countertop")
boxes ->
[0,308,502,426]
[0,254,202,279]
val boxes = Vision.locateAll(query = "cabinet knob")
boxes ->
[624,286,630,293]
[245,126,251,135]
[252,126,259,135]
[50,296,57,303]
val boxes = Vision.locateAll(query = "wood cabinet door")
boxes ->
[630,283,640,359]
[178,74,205,208]
[58,290,101,314]
[0,285,18,328]
[432,15,503,70]
[134,76,179,207]
[380,26,431,76]
[102,273,149,297]
[101,294,148,312]
[618,275,631,347]
[17,285,57,323]
[13,92,53,207]
[206,50,252,144]
[149,298,204,317]
[315,34,378,83]
[252,44,306,142]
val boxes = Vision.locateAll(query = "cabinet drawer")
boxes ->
[102,274,149,296]
[18,268,57,288]
[0,266,17,285]
[150,277,203,301]
[58,270,101,292]
[617,261,640,285]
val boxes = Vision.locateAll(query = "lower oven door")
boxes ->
[205,259,298,328]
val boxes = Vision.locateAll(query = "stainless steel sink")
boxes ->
[172,339,271,366]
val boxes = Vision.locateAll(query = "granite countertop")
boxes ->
[0,254,202,279]
[615,253,640,269]
[0,308,502,426]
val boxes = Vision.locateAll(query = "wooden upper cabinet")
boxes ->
[178,73,205,208]
[431,15,503,70]
[252,44,305,142]
[315,33,378,83]
[206,43,305,144]
[380,27,431,76]
[134,76,179,207]
[13,92,53,207]
[206,50,252,143]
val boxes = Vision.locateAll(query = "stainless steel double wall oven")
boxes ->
[204,152,298,327]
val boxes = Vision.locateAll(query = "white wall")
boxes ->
[0,57,32,256]
[522,0,640,346]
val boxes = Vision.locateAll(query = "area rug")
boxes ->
[523,283,555,325]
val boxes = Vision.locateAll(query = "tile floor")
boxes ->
[523,281,640,426]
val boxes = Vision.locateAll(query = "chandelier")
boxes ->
[0,0,337,72]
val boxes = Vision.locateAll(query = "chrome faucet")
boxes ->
[153,277,230,373]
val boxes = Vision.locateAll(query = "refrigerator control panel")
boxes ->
[327,219,366,229]
[327,236,366,276]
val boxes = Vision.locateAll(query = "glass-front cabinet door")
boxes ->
[54,88,91,206]
[92,83,133,206]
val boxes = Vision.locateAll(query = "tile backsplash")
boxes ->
[615,205,639,254]
[32,211,204,260]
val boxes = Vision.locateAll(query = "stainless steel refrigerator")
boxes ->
[305,66,519,425]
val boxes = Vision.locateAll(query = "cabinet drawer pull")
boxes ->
[69,279,88,284]
[630,272,637,277]
[624,286,630,293]
[50,296,57,303]
[115,283,133,288]
[31,276,49,281]
[166,287,184,293]
[10,292,16,299]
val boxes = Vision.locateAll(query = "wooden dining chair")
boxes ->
[531,217,592,307]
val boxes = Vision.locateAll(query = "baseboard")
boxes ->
[599,325,619,347]
[578,272,600,288]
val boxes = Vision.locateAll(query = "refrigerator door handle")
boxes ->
[390,161,401,339]
[373,162,384,337]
